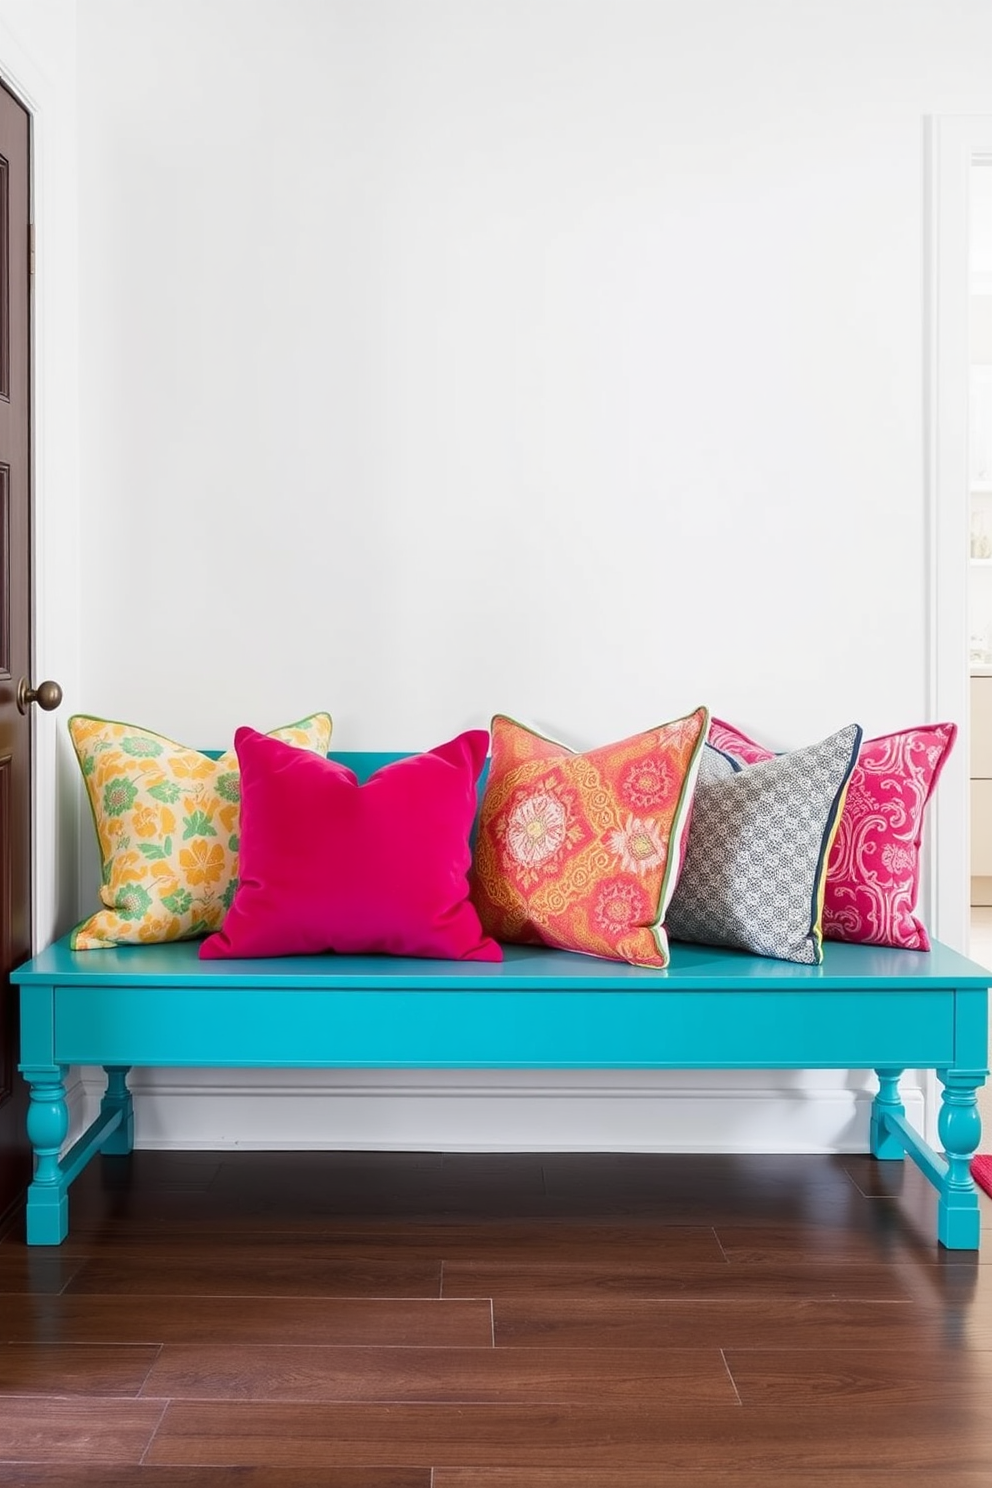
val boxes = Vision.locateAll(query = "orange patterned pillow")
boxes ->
[470,708,709,967]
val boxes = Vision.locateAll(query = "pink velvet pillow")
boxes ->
[200,728,501,962]
[708,717,957,951]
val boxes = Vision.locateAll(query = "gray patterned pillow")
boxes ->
[666,724,863,964]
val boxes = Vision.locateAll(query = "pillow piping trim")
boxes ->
[650,706,711,960]
[66,708,332,735]
[807,724,864,964]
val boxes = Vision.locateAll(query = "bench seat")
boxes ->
[13,933,991,1248]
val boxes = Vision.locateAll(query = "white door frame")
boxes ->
[0,12,81,949]
[928,115,992,953]
[927,116,992,1146]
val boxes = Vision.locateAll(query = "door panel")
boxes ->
[0,78,31,1227]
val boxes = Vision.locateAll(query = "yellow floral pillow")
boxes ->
[69,712,333,948]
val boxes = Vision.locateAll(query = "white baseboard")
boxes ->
[70,1068,926,1155]
[63,1069,92,1149]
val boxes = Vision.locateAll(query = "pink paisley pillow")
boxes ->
[708,718,957,950]
[200,727,501,962]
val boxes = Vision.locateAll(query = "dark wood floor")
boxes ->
[0,1148,990,1486]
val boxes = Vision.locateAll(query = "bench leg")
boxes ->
[100,1066,134,1155]
[23,1064,70,1246]
[937,1070,985,1251]
[870,1067,906,1159]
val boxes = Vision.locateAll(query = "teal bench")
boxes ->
[12,933,990,1249]
[12,753,991,1250]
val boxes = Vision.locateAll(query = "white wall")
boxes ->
[63,0,992,1152]
[77,0,992,750]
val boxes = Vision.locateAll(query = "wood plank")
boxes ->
[537,1187,886,1228]
[212,1150,446,1171]
[208,1151,547,1198]
[64,1254,442,1298]
[712,1225,992,1321]
[0,1248,87,1292]
[433,1471,992,1488]
[22,1220,728,1265]
[61,1190,437,1227]
[541,1152,864,1205]
[724,1346,992,1405]
[71,1152,223,1190]
[0,1398,165,1464]
[492,1296,971,1349]
[0,1468,428,1488]
[712,1222,942,1264]
[891,1256,990,1315]
[205,1152,447,1195]
[44,1195,504,1230]
[0,1342,160,1396]
[0,1294,493,1347]
[144,1399,992,1470]
[139,1344,735,1404]
[442,1260,910,1300]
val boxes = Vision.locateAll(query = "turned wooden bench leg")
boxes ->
[937,1070,985,1251]
[868,1065,986,1250]
[100,1066,134,1154]
[870,1067,906,1159]
[22,1064,70,1245]
[21,1063,136,1245]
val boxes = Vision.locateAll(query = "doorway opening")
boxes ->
[968,162,992,976]
[926,117,992,1147]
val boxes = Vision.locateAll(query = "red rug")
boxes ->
[972,1155,992,1199]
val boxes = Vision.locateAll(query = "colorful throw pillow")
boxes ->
[708,717,957,950]
[200,728,501,962]
[69,711,333,948]
[666,725,863,964]
[469,708,709,968]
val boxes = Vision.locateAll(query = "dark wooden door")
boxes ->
[0,79,32,1228]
